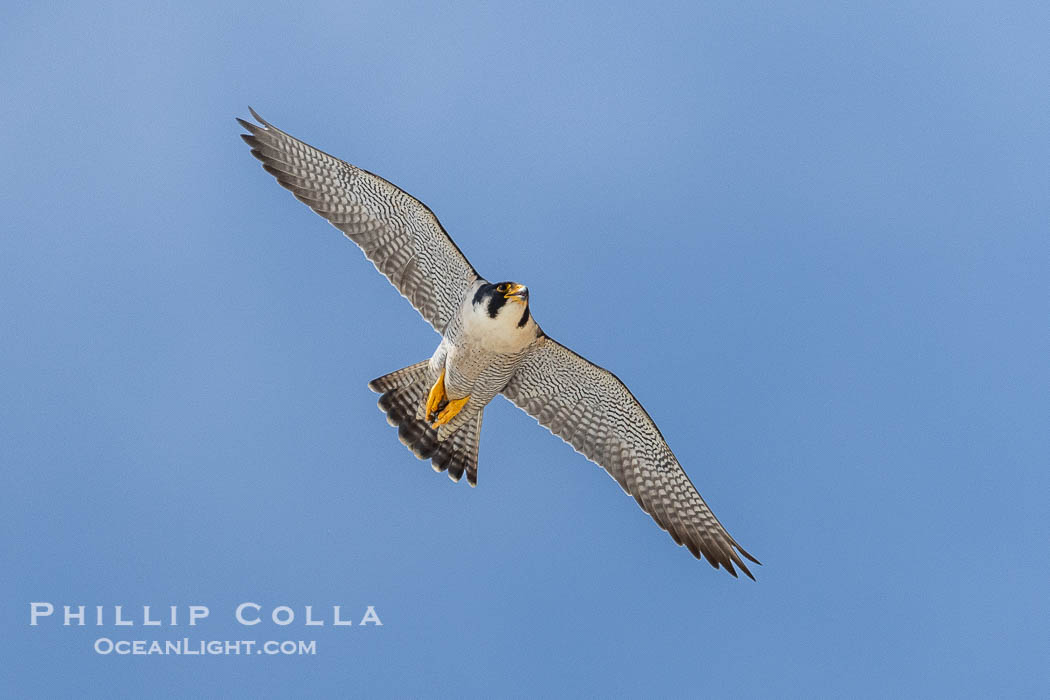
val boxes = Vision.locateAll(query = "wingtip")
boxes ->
[235,107,272,131]
[737,545,762,566]
[734,551,758,580]
[247,105,270,127]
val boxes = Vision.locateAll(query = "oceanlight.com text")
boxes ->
[94,638,317,656]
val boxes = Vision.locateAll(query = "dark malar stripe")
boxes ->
[486,291,507,318]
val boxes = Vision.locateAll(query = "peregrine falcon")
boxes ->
[238,109,760,578]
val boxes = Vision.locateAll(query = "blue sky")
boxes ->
[2,1,1047,697]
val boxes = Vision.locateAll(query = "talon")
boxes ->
[432,395,470,428]
[425,369,447,422]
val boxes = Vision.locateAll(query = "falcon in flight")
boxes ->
[238,108,759,578]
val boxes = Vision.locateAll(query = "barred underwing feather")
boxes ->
[503,337,759,578]
[238,109,479,333]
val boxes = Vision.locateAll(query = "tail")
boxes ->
[368,361,484,486]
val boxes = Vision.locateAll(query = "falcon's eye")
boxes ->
[496,284,508,292]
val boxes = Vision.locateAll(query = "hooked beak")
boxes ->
[504,283,528,304]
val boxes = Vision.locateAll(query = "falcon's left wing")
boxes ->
[502,336,759,578]
[238,109,480,333]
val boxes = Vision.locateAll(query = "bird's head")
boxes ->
[470,281,534,332]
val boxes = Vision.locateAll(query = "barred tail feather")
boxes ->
[368,362,484,486]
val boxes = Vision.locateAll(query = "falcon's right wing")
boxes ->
[503,336,759,578]
[238,109,480,333]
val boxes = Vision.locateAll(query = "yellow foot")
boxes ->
[425,369,447,422]
[432,395,470,428]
